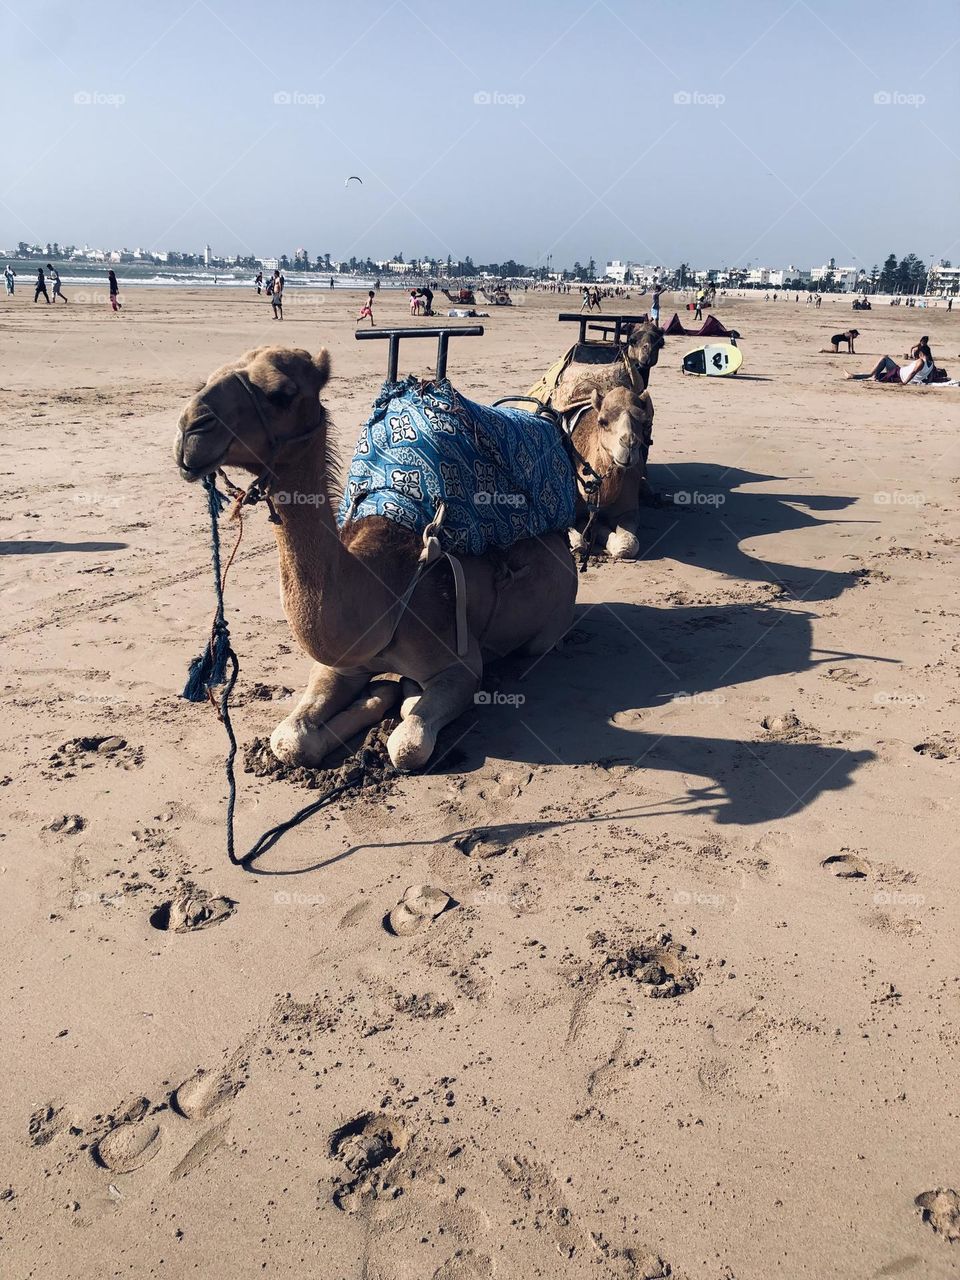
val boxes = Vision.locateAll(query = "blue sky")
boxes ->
[1,0,957,268]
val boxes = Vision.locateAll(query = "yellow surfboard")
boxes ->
[681,343,743,376]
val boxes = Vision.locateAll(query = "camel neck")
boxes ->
[266,442,392,666]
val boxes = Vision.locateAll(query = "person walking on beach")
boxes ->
[4,265,15,296]
[357,289,375,327]
[48,264,67,303]
[254,270,263,295]
[271,269,284,319]
[651,284,663,327]
[34,266,50,304]
[108,269,121,312]
[694,287,705,321]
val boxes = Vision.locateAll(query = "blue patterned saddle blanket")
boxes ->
[337,376,576,556]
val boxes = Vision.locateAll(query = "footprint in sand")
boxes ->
[149,892,236,932]
[29,1103,67,1147]
[95,1120,163,1173]
[915,1188,960,1242]
[172,1066,240,1120]
[385,885,453,937]
[597,931,698,999]
[329,1112,409,1213]
[498,1155,579,1258]
[821,852,870,878]
[914,735,960,762]
[431,1251,494,1280]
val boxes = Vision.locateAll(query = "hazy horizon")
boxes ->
[2,0,957,272]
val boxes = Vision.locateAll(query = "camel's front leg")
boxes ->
[606,511,641,560]
[386,656,480,772]
[270,664,400,766]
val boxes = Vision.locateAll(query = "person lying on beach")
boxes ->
[821,329,859,353]
[844,353,936,385]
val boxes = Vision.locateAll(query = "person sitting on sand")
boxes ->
[907,336,932,361]
[844,352,936,385]
[822,329,859,353]
[357,289,375,327]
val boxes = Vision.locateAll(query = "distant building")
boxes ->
[203,244,212,267]
[929,263,960,295]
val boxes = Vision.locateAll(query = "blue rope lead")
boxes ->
[183,476,233,702]
[182,473,385,868]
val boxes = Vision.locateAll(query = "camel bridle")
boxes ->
[204,369,327,523]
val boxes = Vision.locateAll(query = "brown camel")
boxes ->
[174,346,577,772]
[567,386,654,559]
[536,317,665,412]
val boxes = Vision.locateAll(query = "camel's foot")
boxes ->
[386,716,437,773]
[568,528,585,551]
[270,680,401,767]
[606,528,640,560]
[270,719,337,767]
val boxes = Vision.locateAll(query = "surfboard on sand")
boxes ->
[681,343,743,376]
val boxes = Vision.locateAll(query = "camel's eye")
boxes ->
[264,380,297,406]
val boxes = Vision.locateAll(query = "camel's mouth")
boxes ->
[175,413,229,481]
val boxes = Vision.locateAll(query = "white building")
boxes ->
[929,264,960,295]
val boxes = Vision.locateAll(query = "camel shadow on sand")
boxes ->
[247,466,885,871]
[643,462,870,603]
[436,595,881,829]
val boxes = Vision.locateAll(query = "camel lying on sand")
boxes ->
[566,385,654,559]
[174,346,577,772]
[538,318,664,411]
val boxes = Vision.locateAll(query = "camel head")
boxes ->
[174,346,331,481]
[589,385,653,469]
[627,320,665,371]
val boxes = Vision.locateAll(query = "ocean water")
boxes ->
[2,263,413,291]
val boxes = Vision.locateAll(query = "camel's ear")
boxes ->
[313,348,331,390]
[637,389,654,416]
[590,387,603,411]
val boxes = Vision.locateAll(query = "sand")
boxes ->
[1,286,958,1279]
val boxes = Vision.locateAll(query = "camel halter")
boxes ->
[213,370,327,523]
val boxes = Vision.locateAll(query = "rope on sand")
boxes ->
[181,474,381,867]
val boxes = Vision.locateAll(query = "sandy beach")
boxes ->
[1,286,958,1279]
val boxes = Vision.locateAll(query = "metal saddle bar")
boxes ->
[356,325,484,381]
[557,312,649,345]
